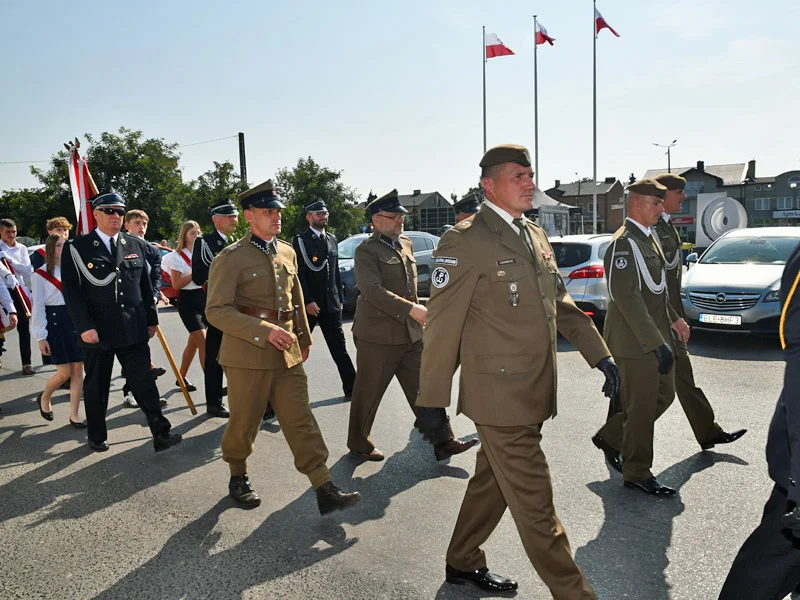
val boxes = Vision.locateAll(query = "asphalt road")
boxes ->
[0,306,788,600]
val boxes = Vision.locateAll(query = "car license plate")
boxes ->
[699,313,742,326]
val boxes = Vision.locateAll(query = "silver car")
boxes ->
[681,227,800,335]
[550,233,613,325]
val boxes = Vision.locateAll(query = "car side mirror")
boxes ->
[686,253,698,268]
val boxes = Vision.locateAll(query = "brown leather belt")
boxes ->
[236,305,296,322]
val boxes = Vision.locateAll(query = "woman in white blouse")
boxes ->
[164,220,205,391]
[31,234,84,426]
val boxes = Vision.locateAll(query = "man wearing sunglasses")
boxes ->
[346,189,478,463]
[61,192,180,453]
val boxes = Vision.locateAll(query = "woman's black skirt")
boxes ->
[177,288,207,333]
[45,305,82,364]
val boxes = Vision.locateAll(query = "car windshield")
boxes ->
[551,243,592,268]
[701,236,799,265]
[338,236,367,259]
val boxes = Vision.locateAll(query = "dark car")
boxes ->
[338,231,440,313]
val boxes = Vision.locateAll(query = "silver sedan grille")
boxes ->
[688,291,761,312]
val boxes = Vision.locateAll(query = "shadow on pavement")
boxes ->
[575,451,748,600]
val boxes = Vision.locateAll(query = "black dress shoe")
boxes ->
[445,564,518,593]
[69,418,87,429]
[434,438,479,461]
[624,476,676,496]
[700,428,747,450]
[591,434,622,473]
[262,405,275,421]
[153,431,182,452]
[229,475,261,508]
[88,439,109,452]
[343,392,352,402]
[176,378,197,392]
[151,367,167,378]
[207,404,230,418]
[316,481,361,515]
[37,393,54,421]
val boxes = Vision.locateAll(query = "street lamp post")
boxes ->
[653,139,678,173]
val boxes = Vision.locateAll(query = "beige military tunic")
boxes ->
[418,204,609,600]
[597,219,678,481]
[654,215,723,444]
[205,231,331,487]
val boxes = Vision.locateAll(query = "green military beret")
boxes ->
[366,189,408,216]
[238,179,285,210]
[479,144,532,168]
[628,178,668,199]
[653,173,687,191]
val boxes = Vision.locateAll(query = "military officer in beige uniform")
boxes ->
[594,179,687,496]
[653,173,746,450]
[416,145,620,597]
[347,190,478,462]
[206,179,360,515]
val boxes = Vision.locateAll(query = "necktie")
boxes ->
[512,218,535,259]
[109,236,117,257]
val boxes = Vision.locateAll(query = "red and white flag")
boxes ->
[535,23,555,46]
[595,7,619,37]
[67,142,98,236]
[485,33,515,59]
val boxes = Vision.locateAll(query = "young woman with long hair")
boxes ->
[31,234,85,427]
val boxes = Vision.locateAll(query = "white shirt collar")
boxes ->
[660,212,671,223]
[484,200,529,233]
[95,229,120,252]
[309,226,325,238]
[216,230,228,243]
[626,217,652,238]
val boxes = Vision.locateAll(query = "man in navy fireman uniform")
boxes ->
[61,192,180,453]
[292,199,356,399]
[192,198,239,418]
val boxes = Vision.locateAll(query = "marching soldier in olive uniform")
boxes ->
[652,173,746,449]
[347,190,478,462]
[594,179,686,495]
[61,192,181,453]
[192,198,239,418]
[292,199,356,399]
[416,145,619,598]
[205,179,360,515]
[452,193,481,223]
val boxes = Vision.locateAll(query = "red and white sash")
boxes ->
[179,249,192,268]
[34,268,63,293]
[1,256,31,317]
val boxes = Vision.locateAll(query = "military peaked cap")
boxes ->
[479,144,532,169]
[237,179,285,210]
[366,189,408,216]
[654,173,687,191]
[628,179,668,199]
[90,192,125,209]
[304,199,328,213]
[453,193,481,215]
[210,198,239,216]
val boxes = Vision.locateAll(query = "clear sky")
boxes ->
[1,0,798,201]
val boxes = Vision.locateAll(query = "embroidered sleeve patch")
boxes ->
[431,267,450,288]
[435,256,458,266]
[614,257,628,269]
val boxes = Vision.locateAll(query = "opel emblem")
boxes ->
[715,292,727,303]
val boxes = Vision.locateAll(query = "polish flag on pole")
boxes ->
[485,33,515,58]
[66,140,98,235]
[535,23,555,46]
[595,7,619,37]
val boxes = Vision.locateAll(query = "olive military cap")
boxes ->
[452,193,481,215]
[366,189,408,216]
[653,173,687,191]
[479,144,532,168]
[628,179,668,199]
[238,179,285,210]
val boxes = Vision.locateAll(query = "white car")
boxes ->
[550,233,613,325]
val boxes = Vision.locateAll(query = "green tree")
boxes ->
[182,160,247,233]
[274,157,364,241]
[0,188,58,240]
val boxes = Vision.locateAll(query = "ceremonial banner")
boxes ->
[67,141,98,235]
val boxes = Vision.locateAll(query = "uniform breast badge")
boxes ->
[87,263,93,269]
[312,255,318,262]
[508,281,519,307]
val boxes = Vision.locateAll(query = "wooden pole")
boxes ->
[156,325,197,414]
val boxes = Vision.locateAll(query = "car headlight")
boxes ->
[764,280,781,302]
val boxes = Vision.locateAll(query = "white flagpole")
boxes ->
[592,0,598,233]
[534,15,539,187]
[483,25,487,153]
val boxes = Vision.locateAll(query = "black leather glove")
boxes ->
[595,356,621,399]
[781,506,800,540]
[414,407,451,446]
[652,343,674,375]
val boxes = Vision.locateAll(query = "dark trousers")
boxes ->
[204,322,224,409]
[308,310,356,395]
[83,341,170,444]
[12,293,31,365]
[719,484,800,599]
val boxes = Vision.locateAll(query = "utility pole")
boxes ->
[653,139,677,173]
[238,132,247,185]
